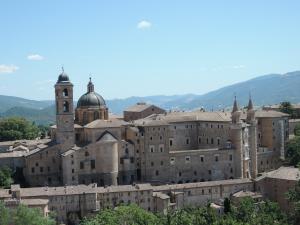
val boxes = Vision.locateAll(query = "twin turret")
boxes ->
[231,95,258,179]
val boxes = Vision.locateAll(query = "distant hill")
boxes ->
[0,95,53,113]
[0,106,55,125]
[1,71,300,124]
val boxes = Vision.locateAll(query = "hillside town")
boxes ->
[0,71,300,224]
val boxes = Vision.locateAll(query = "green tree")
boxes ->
[0,201,9,225]
[13,204,55,225]
[0,166,13,188]
[81,204,159,225]
[80,199,289,225]
[280,102,297,118]
[286,179,300,225]
[294,124,300,136]
[286,136,300,167]
[0,117,40,141]
[38,124,50,139]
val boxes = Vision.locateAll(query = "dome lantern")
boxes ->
[77,78,106,108]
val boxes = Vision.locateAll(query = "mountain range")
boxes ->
[1,71,300,125]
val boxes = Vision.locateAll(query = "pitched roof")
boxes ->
[261,167,300,181]
[134,111,232,126]
[98,132,118,142]
[125,103,155,112]
[85,119,129,129]
[255,110,289,118]
[51,124,83,129]
[153,179,252,191]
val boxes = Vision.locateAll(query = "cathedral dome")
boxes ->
[77,92,106,108]
[77,78,106,108]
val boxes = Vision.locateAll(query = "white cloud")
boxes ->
[0,64,19,73]
[27,54,44,61]
[137,20,152,29]
[232,65,245,69]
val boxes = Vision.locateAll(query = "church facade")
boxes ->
[23,70,289,187]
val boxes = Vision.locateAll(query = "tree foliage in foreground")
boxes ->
[0,201,55,225]
[0,117,40,141]
[287,179,300,225]
[286,136,300,167]
[81,198,289,225]
[0,166,13,188]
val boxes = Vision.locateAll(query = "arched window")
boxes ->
[94,111,99,120]
[63,101,69,112]
[83,112,88,124]
[63,89,68,97]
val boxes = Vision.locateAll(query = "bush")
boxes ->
[0,117,40,141]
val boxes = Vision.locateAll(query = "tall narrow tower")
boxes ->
[247,96,258,178]
[55,68,74,152]
[230,96,243,178]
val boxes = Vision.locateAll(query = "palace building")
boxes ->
[1,70,289,188]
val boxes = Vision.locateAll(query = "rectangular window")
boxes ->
[150,145,155,153]
[80,162,84,169]
[130,157,134,163]
[200,156,204,162]
[91,160,96,169]
[40,167,44,173]
[229,154,233,161]
[31,167,35,173]
[186,138,190,145]
[169,139,173,147]
[185,156,191,163]
[159,146,164,152]
[215,155,219,162]
[170,157,175,165]
[120,158,124,164]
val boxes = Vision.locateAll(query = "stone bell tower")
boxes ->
[55,68,75,152]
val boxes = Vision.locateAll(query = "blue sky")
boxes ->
[0,0,299,100]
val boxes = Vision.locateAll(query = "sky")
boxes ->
[0,0,300,101]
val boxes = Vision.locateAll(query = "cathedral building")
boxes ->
[22,70,289,187]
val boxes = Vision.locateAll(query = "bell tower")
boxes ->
[55,68,75,152]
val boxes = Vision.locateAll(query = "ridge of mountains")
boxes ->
[1,71,300,125]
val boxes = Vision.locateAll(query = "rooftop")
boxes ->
[232,190,263,198]
[134,110,232,126]
[124,103,156,113]
[85,119,129,129]
[153,179,252,192]
[259,166,300,181]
